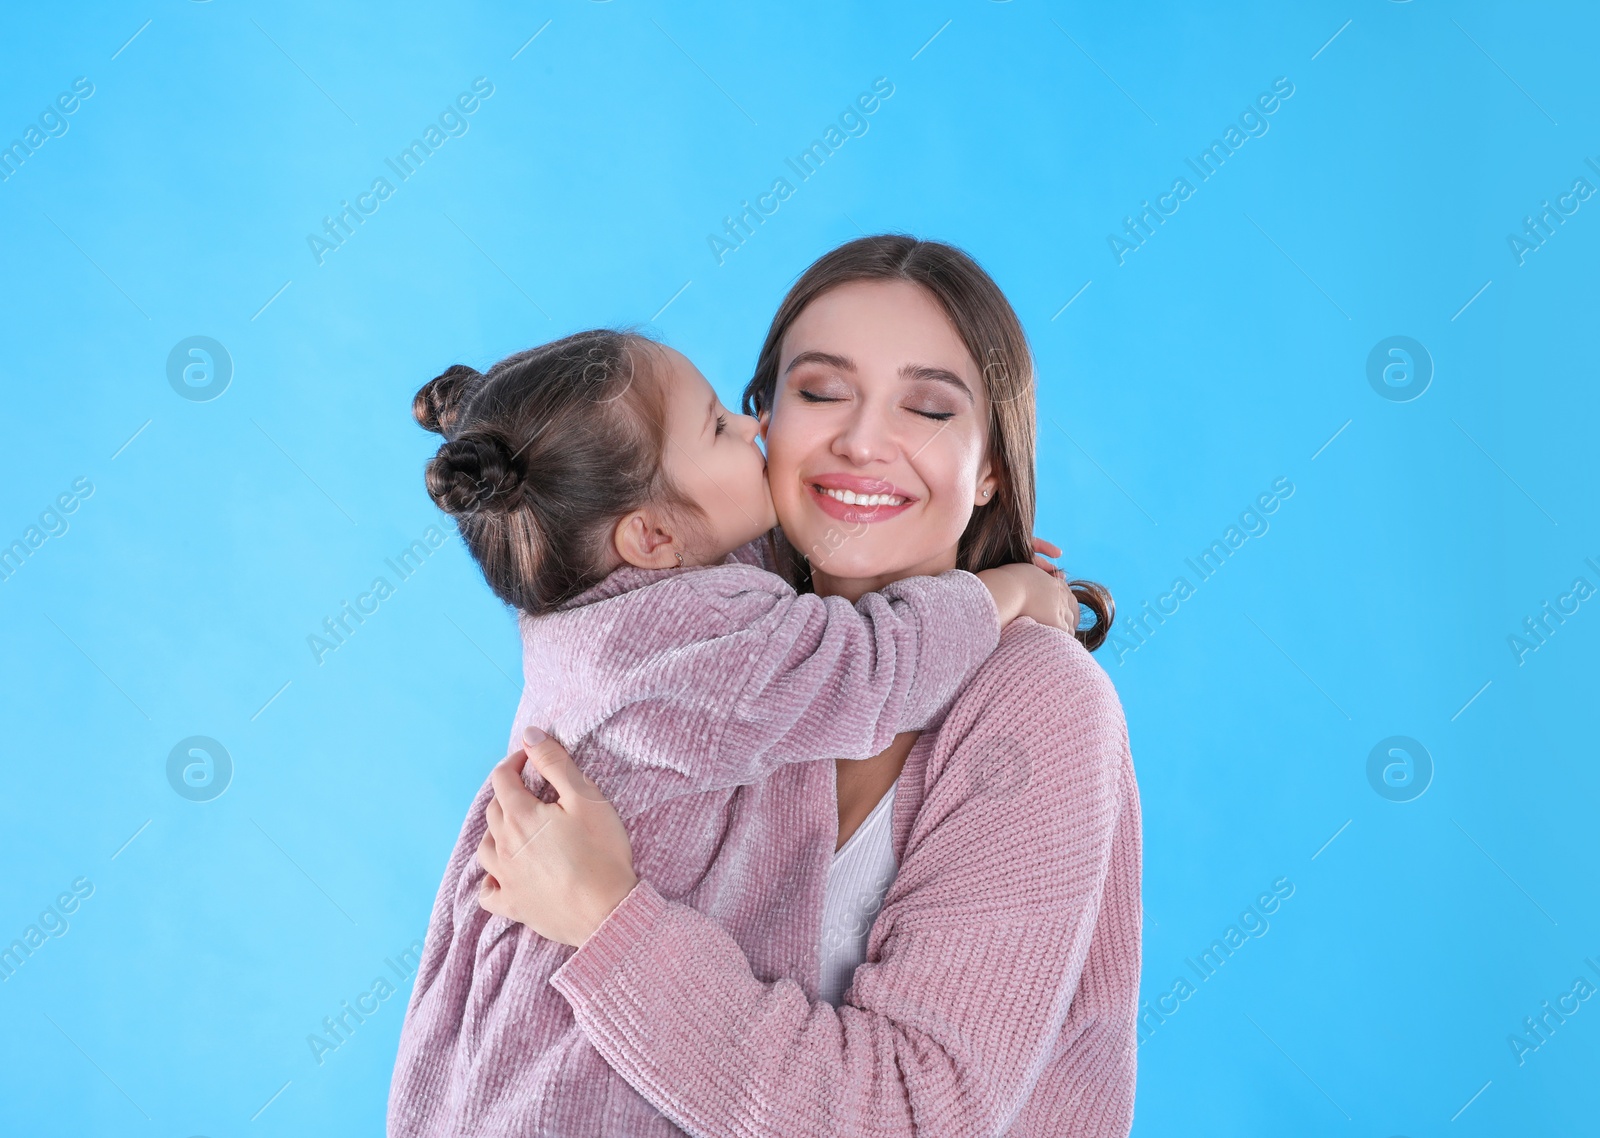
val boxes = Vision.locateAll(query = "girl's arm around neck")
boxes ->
[560,563,1003,818]
[551,624,1143,1138]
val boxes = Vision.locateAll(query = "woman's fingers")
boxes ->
[485,796,504,837]
[490,746,540,814]
[479,872,507,916]
[480,882,506,918]
[476,829,500,877]
[521,726,603,803]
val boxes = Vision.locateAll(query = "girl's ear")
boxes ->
[612,510,680,569]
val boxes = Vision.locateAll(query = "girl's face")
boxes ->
[762,280,997,599]
[655,346,777,560]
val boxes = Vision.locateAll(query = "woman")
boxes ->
[472,236,1141,1136]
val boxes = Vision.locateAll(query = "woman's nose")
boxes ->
[832,405,897,465]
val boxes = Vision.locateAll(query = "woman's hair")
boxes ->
[742,234,1115,650]
[414,329,698,614]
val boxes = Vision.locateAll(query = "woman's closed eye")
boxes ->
[800,387,957,421]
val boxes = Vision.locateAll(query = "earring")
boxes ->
[674,551,684,567]
[982,488,991,499]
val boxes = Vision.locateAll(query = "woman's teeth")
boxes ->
[818,486,906,507]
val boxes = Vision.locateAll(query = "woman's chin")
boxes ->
[804,543,939,587]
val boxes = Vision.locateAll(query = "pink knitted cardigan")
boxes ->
[544,621,1140,1137]
[390,601,1142,1133]
[388,550,1018,1136]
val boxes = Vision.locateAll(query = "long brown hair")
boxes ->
[742,235,1114,650]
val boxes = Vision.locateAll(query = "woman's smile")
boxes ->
[805,471,916,522]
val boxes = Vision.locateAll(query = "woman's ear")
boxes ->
[974,455,998,506]
[757,409,771,442]
[612,510,680,569]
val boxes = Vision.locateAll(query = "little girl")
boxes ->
[389,329,1074,1137]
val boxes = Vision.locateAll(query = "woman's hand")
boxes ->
[477,726,639,948]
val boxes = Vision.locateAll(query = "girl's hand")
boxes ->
[1029,536,1081,631]
[979,562,1079,633]
[477,727,639,948]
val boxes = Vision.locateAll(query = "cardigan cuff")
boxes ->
[550,878,670,1001]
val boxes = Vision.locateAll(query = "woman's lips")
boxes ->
[804,475,916,523]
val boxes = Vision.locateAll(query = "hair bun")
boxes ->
[413,364,482,436]
[424,433,522,516]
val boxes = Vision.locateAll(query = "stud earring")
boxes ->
[982,488,991,498]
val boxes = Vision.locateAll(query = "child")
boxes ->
[389,329,1074,1137]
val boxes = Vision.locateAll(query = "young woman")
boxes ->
[416,236,1140,1136]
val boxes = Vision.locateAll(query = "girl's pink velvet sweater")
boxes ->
[390,552,1142,1135]
[389,552,1016,1136]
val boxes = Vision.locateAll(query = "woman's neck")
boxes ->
[810,548,960,602]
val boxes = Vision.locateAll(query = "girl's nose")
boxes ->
[734,412,761,443]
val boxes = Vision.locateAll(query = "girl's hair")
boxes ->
[742,234,1115,651]
[414,329,697,613]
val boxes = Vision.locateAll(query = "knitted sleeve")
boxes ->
[572,565,1002,818]
[709,568,1003,779]
[550,626,1141,1137]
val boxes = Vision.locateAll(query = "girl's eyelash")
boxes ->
[715,413,728,435]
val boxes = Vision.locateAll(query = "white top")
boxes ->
[817,781,901,1006]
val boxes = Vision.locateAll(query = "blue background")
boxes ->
[2,1,1595,1135]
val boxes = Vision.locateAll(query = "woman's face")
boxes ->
[762,279,996,599]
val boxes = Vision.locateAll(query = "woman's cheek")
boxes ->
[915,431,984,511]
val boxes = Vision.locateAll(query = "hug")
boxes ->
[388,235,1142,1137]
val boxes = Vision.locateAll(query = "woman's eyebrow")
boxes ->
[899,363,974,403]
[784,350,854,375]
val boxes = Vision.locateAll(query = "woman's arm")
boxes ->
[484,626,1140,1136]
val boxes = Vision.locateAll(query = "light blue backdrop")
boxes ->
[2,2,1595,1135]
